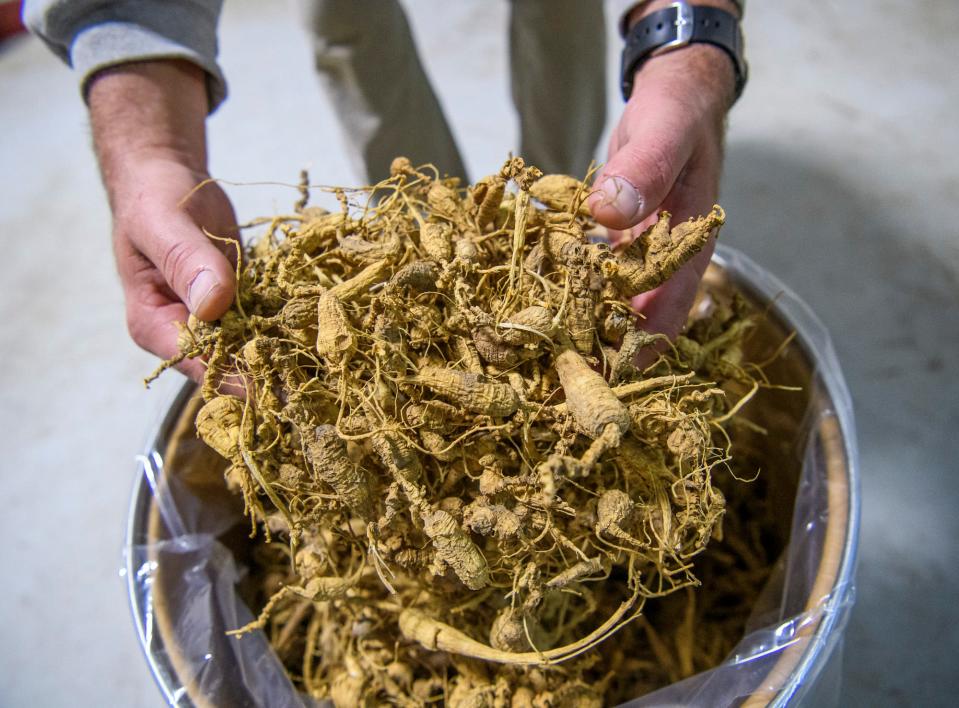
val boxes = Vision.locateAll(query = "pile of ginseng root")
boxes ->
[154,157,776,707]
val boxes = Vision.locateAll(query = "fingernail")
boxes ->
[593,176,643,223]
[187,269,219,313]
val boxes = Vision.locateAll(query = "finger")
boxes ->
[589,103,695,231]
[130,301,248,395]
[179,184,242,270]
[131,208,237,322]
[126,289,249,394]
[126,294,208,384]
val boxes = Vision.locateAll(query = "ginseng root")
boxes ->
[151,156,766,707]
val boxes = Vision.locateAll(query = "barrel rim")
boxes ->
[711,244,860,706]
[125,382,199,707]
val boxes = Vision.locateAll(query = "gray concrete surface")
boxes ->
[1,1,957,706]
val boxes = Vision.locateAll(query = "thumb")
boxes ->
[140,212,237,321]
[589,109,695,231]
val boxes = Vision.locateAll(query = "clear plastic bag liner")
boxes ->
[123,245,859,708]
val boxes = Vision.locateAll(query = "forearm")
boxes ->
[84,58,237,366]
[88,60,210,211]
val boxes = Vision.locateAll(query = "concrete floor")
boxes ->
[1,1,957,706]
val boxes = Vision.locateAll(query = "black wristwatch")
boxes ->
[620,1,747,102]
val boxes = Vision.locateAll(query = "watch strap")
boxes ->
[620,3,747,102]
[616,0,745,37]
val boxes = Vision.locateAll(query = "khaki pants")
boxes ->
[299,0,607,183]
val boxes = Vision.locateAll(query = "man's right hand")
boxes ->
[88,60,237,383]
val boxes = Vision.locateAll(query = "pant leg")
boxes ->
[508,0,607,177]
[299,0,468,184]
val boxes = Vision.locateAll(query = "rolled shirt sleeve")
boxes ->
[22,0,228,112]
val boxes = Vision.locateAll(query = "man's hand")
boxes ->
[589,19,737,340]
[88,60,237,382]
[111,158,237,382]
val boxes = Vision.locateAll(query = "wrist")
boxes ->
[88,60,210,202]
[630,43,737,117]
[621,1,744,109]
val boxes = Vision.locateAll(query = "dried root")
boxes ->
[153,157,781,706]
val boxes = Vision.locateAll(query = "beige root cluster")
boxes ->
[157,157,761,706]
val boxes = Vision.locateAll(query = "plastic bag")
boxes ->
[123,245,860,708]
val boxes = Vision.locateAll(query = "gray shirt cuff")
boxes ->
[23,0,227,112]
